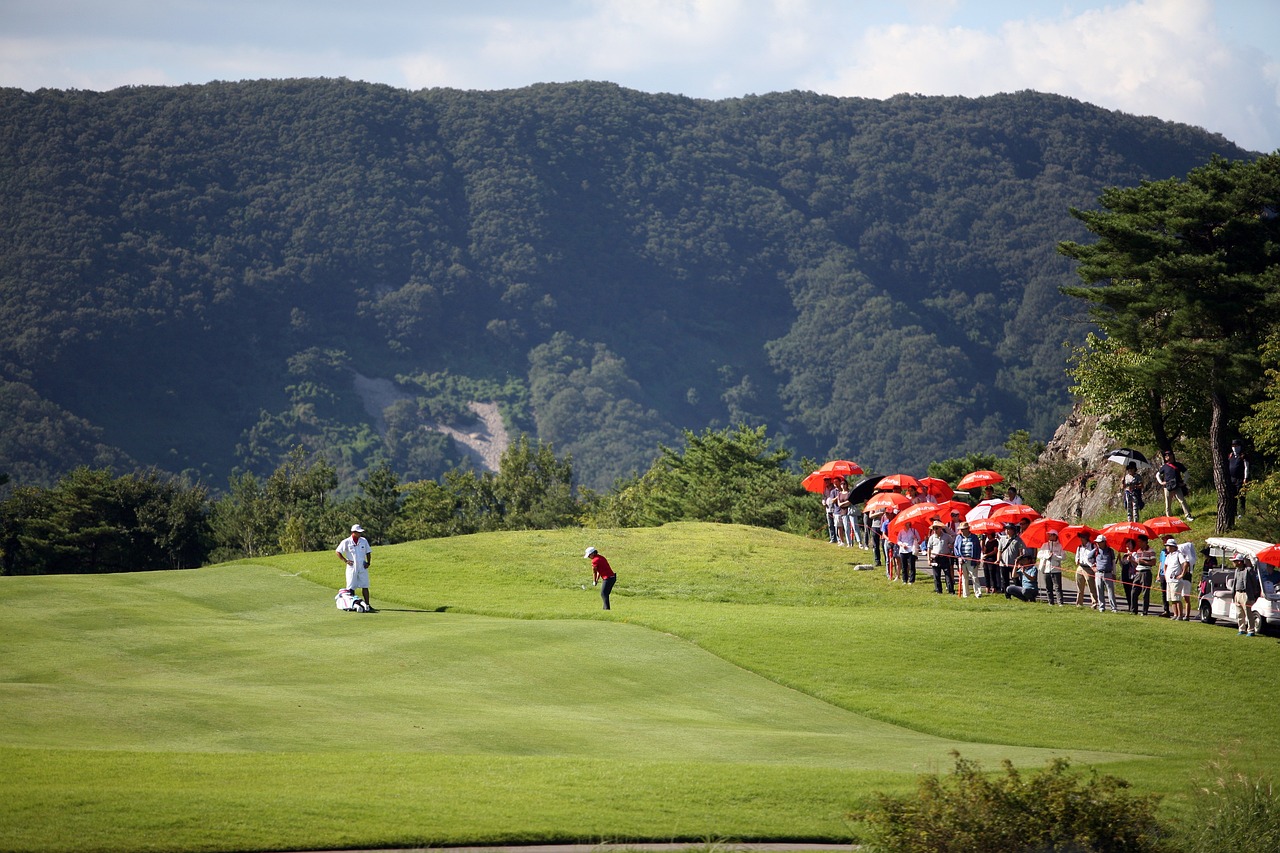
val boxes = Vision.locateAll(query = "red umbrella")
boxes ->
[1059,524,1098,551]
[865,492,911,514]
[888,510,932,542]
[934,499,973,521]
[875,473,921,491]
[1021,517,1069,549]
[957,469,1004,491]
[818,459,864,478]
[893,501,942,526]
[1100,521,1154,551]
[801,471,833,493]
[969,518,1005,536]
[1144,515,1191,536]
[917,477,954,501]
[965,498,1010,521]
[989,504,1041,525]
[1257,544,1280,566]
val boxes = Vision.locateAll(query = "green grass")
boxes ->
[1,522,1273,852]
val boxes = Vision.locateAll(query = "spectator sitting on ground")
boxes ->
[1006,553,1039,602]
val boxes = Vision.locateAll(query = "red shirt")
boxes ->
[590,553,615,581]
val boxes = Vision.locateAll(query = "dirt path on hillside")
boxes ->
[350,373,510,473]
[432,400,510,472]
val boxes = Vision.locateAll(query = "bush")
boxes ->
[1178,760,1280,853]
[855,753,1169,853]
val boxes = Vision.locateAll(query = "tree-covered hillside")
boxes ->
[0,79,1251,491]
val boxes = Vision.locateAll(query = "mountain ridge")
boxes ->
[0,79,1251,491]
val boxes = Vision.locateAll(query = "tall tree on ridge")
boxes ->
[1059,154,1280,533]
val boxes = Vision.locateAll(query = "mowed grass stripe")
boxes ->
[0,563,1125,768]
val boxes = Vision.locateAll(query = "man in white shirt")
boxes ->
[1163,538,1190,621]
[336,524,374,610]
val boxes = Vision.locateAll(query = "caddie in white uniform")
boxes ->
[335,524,374,610]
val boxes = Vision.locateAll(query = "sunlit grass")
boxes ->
[1,522,1272,852]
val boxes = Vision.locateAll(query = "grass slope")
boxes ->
[1,522,1272,852]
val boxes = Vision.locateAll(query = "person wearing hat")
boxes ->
[335,524,374,610]
[584,546,616,610]
[1128,534,1157,616]
[1036,529,1065,605]
[954,520,983,597]
[1094,534,1119,612]
[1005,552,1039,602]
[927,518,957,595]
[1162,537,1190,621]
[1231,552,1263,636]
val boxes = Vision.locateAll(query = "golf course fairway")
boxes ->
[1,522,1272,852]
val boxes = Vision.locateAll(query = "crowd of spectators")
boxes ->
[818,476,1224,620]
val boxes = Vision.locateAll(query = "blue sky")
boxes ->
[2,0,1278,152]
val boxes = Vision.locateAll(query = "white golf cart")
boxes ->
[1199,537,1280,634]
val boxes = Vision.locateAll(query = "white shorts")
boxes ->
[346,563,370,589]
[1173,579,1192,598]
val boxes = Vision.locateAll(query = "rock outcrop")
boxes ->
[1040,403,1140,521]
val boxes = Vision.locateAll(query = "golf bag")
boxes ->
[335,588,371,612]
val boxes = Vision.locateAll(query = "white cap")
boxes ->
[1165,537,1178,546]
[1094,534,1107,543]
[584,547,598,558]
[351,524,364,533]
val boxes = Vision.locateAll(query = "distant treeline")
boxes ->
[1,423,1091,575]
[0,80,1251,496]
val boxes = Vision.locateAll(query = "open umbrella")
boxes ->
[875,473,921,491]
[965,498,1010,521]
[917,477,954,501]
[888,502,947,542]
[893,502,942,526]
[934,499,973,522]
[846,475,886,505]
[989,504,1041,525]
[818,459,864,478]
[957,469,1004,491]
[801,471,833,493]
[865,491,911,514]
[888,510,933,542]
[1256,544,1280,566]
[1059,524,1098,551]
[1106,448,1151,469]
[1100,521,1154,550]
[1144,515,1191,536]
[968,518,1005,536]
[1021,517,1069,549]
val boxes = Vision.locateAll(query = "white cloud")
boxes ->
[809,0,1279,151]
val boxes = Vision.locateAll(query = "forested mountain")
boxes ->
[0,79,1251,492]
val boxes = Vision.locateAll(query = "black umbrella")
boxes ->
[1106,448,1150,469]
[846,475,887,505]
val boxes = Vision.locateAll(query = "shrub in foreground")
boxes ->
[855,753,1169,853]
[1178,760,1280,853]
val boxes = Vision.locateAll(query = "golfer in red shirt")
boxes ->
[584,546,616,610]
